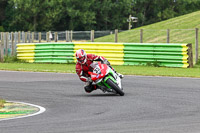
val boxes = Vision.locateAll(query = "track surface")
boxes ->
[0,71,200,133]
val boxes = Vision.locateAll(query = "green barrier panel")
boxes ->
[34,43,74,63]
[34,52,74,56]
[34,57,74,63]
[123,43,190,68]
[124,54,187,60]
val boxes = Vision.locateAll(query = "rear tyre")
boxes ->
[106,78,124,96]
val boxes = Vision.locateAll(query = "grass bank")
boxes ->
[95,11,200,59]
[0,63,200,78]
[95,11,200,44]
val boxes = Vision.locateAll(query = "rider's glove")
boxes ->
[103,59,110,66]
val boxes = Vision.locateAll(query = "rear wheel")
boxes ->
[106,78,124,96]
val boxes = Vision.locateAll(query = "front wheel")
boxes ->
[106,79,124,96]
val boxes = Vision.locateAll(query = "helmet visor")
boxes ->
[77,56,86,64]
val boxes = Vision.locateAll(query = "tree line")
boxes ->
[0,0,200,32]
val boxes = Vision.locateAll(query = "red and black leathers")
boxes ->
[76,54,105,82]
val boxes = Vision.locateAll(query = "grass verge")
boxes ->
[0,62,200,78]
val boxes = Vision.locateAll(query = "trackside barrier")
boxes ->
[16,42,193,68]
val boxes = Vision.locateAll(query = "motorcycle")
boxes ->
[88,62,124,96]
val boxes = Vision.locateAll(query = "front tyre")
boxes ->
[106,79,124,96]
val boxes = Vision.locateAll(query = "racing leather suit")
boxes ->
[76,54,107,93]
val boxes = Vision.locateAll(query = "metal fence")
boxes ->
[0,29,199,63]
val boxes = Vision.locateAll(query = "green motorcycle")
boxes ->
[88,62,124,96]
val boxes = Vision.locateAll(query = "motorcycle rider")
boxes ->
[75,49,124,93]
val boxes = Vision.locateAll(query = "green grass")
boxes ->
[0,62,200,78]
[0,63,76,73]
[95,10,200,59]
[114,65,200,78]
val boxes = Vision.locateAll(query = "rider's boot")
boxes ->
[117,73,124,79]
[84,82,97,93]
[109,66,124,79]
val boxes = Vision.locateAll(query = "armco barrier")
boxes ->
[17,42,193,68]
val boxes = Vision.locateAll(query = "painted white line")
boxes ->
[0,101,46,121]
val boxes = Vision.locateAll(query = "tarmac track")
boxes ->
[0,71,200,133]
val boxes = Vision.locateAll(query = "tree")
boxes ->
[2,0,200,31]
[4,0,96,31]
[4,0,48,31]
[93,0,134,30]
[63,0,96,30]
[132,0,200,27]
[0,0,8,26]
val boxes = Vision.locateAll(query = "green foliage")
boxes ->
[3,55,26,63]
[0,26,4,31]
[4,56,18,63]
[3,0,97,31]
[4,0,50,31]
[0,98,5,109]
[64,0,96,30]
[1,0,200,31]
[93,0,133,30]
[196,59,200,65]
[132,0,200,26]
[146,61,161,67]
[0,0,8,26]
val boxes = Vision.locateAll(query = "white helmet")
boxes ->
[75,49,87,64]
